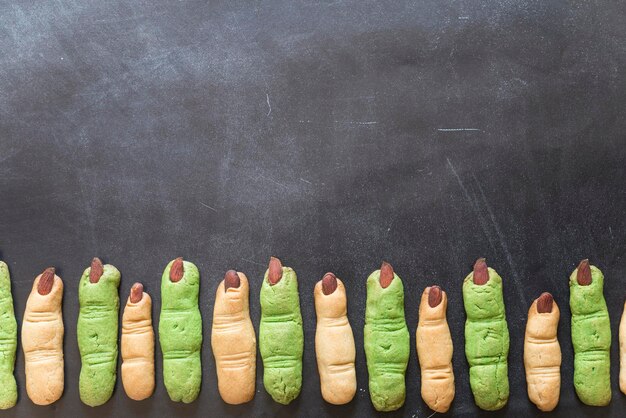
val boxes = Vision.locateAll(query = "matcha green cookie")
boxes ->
[259,257,304,404]
[364,261,410,412]
[0,261,17,409]
[78,257,121,406]
[463,258,509,411]
[159,257,202,403]
[570,259,611,406]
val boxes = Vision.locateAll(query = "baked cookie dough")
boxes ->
[22,267,64,405]
[314,272,356,405]
[259,257,304,405]
[524,292,561,411]
[364,261,410,412]
[619,303,626,395]
[212,270,256,405]
[121,283,155,401]
[463,258,510,411]
[78,257,121,407]
[159,257,203,403]
[0,261,17,409]
[416,285,455,413]
[570,259,611,406]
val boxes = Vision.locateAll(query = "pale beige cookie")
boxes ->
[121,283,155,401]
[415,286,455,413]
[524,293,561,411]
[22,268,64,405]
[619,303,626,394]
[211,271,256,404]
[314,273,356,405]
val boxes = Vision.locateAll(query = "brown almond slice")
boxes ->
[576,259,591,286]
[130,282,144,303]
[90,257,104,283]
[170,257,184,282]
[428,285,443,308]
[322,272,338,295]
[224,270,241,291]
[38,267,56,295]
[536,292,554,313]
[268,256,283,285]
[380,261,394,289]
[473,258,489,285]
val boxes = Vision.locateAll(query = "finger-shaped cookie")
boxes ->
[416,285,454,413]
[619,303,626,395]
[524,292,561,411]
[121,283,155,401]
[159,257,202,403]
[463,258,510,411]
[364,261,410,412]
[570,259,611,406]
[0,261,17,409]
[212,270,256,405]
[22,267,64,405]
[259,257,304,405]
[78,257,121,407]
[314,273,356,405]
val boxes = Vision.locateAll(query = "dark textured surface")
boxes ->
[1,0,625,417]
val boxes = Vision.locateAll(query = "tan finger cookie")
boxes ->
[22,267,65,405]
[314,273,357,405]
[524,292,561,411]
[121,283,155,401]
[415,285,455,413]
[211,270,256,404]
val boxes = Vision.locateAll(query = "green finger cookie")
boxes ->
[364,262,410,412]
[159,257,202,403]
[0,261,17,410]
[463,258,509,411]
[259,257,304,405]
[78,258,121,407]
[570,259,611,406]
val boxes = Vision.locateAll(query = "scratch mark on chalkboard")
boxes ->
[200,202,218,212]
[255,173,289,190]
[265,93,272,117]
[299,178,312,185]
[336,120,378,125]
[472,173,528,307]
[446,157,497,253]
[298,120,377,126]
[609,226,614,240]
[458,16,470,20]
[241,257,265,267]
[437,128,480,132]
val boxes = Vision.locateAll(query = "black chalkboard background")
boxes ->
[1,0,625,417]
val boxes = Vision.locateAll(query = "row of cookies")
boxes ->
[0,256,623,412]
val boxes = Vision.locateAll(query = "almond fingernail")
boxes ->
[380,261,394,288]
[536,292,554,313]
[130,282,144,303]
[170,257,184,282]
[268,256,282,285]
[473,258,489,285]
[322,272,338,295]
[38,267,55,295]
[428,285,443,307]
[224,270,240,291]
[90,257,104,283]
[576,259,591,286]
